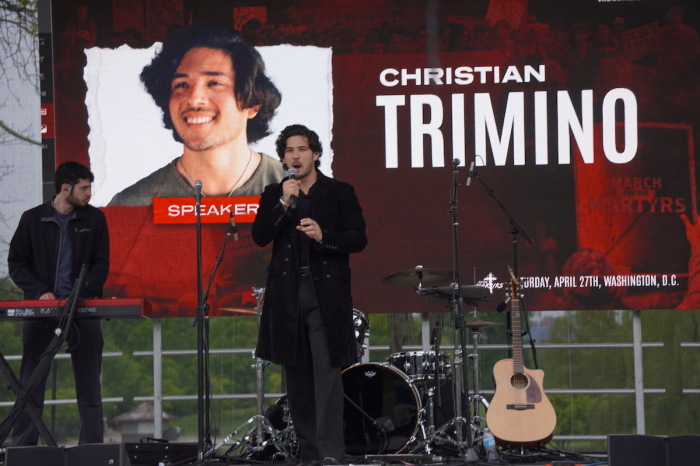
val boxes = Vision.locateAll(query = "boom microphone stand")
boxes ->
[470,168,533,358]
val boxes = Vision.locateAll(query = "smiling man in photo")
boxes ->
[108,23,285,206]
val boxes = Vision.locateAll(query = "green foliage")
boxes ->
[0,276,23,300]
[0,0,39,35]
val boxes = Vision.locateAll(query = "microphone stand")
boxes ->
[199,214,239,462]
[470,169,533,358]
[193,181,212,461]
[447,159,478,464]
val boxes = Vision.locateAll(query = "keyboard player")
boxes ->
[7,161,109,445]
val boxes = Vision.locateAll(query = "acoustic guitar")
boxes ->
[485,268,556,448]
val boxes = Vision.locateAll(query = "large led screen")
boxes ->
[42,0,700,316]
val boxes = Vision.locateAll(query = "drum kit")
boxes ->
[217,265,500,463]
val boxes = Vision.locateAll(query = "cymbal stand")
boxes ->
[210,288,298,462]
[252,287,267,446]
[467,326,490,433]
[410,325,443,454]
[410,160,478,462]
[449,159,479,463]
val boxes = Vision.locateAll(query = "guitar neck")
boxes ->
[512,298,523,374]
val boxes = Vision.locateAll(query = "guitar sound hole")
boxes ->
[510,373,529,390]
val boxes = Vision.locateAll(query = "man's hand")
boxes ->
[297,218,323,242]
[39,292,57,300]
[281,179,300,207]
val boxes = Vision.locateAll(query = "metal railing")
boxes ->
[5,309,700,446]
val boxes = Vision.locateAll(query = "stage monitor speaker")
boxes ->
[607,434,667,466]
[125,442,198,465]
[5,445,64,466]
[668,435,700,466]
[66,442,131,466]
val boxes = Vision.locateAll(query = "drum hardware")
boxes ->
[343,391,395,438]
[379,162,484,465]
[382,266,452,288]
[406,351,479,456]
[353,309,370,362]
[214,287,300,462]
[225,395,299,461]
[222,305,371,461]
[386,351,450,381]
[342,363,422,456]
[465,318,502,432]
[418,285,489,306]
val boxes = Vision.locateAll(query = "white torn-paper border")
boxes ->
[84,44,333,207]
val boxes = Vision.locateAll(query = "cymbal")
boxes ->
[220,308,258,317]
[382,267,452,287]
[263,253,272,264]
[465,318,502,330]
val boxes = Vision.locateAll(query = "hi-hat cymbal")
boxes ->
[220,308,258,317]
[465,318,502,330]
[382,267,452,287]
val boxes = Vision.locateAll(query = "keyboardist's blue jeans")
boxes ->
[13,319,104,445]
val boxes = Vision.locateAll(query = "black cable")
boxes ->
[518,298,539,370]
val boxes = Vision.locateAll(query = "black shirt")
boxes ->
[295,184,316,269]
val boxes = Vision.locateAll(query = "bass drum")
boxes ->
[342,363,420,455]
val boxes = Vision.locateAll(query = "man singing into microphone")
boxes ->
[252,124,367,465]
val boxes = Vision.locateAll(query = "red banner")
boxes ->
[153,197,261,224]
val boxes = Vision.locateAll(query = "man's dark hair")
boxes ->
[54,161,94,194]
[140,23,281,144]
[275,124,323,169]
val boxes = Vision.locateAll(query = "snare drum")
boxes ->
[387,351,451,380]
[342,363,421,455]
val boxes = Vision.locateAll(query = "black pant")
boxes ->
[13,319,104,445]
[284,276,345,461]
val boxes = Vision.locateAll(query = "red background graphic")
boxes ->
[46,0,700,316]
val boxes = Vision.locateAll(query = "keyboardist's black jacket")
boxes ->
[8,199,110,300]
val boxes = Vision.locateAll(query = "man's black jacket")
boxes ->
[252,172,367,367]
[8,199,110,299]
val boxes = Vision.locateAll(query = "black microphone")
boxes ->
[466,160,475,186]
[287,167,297,209]
[229,212,239,241]
[194,179,202,206]
[374,416,395,434]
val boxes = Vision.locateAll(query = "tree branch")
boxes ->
[0,118,41,145]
